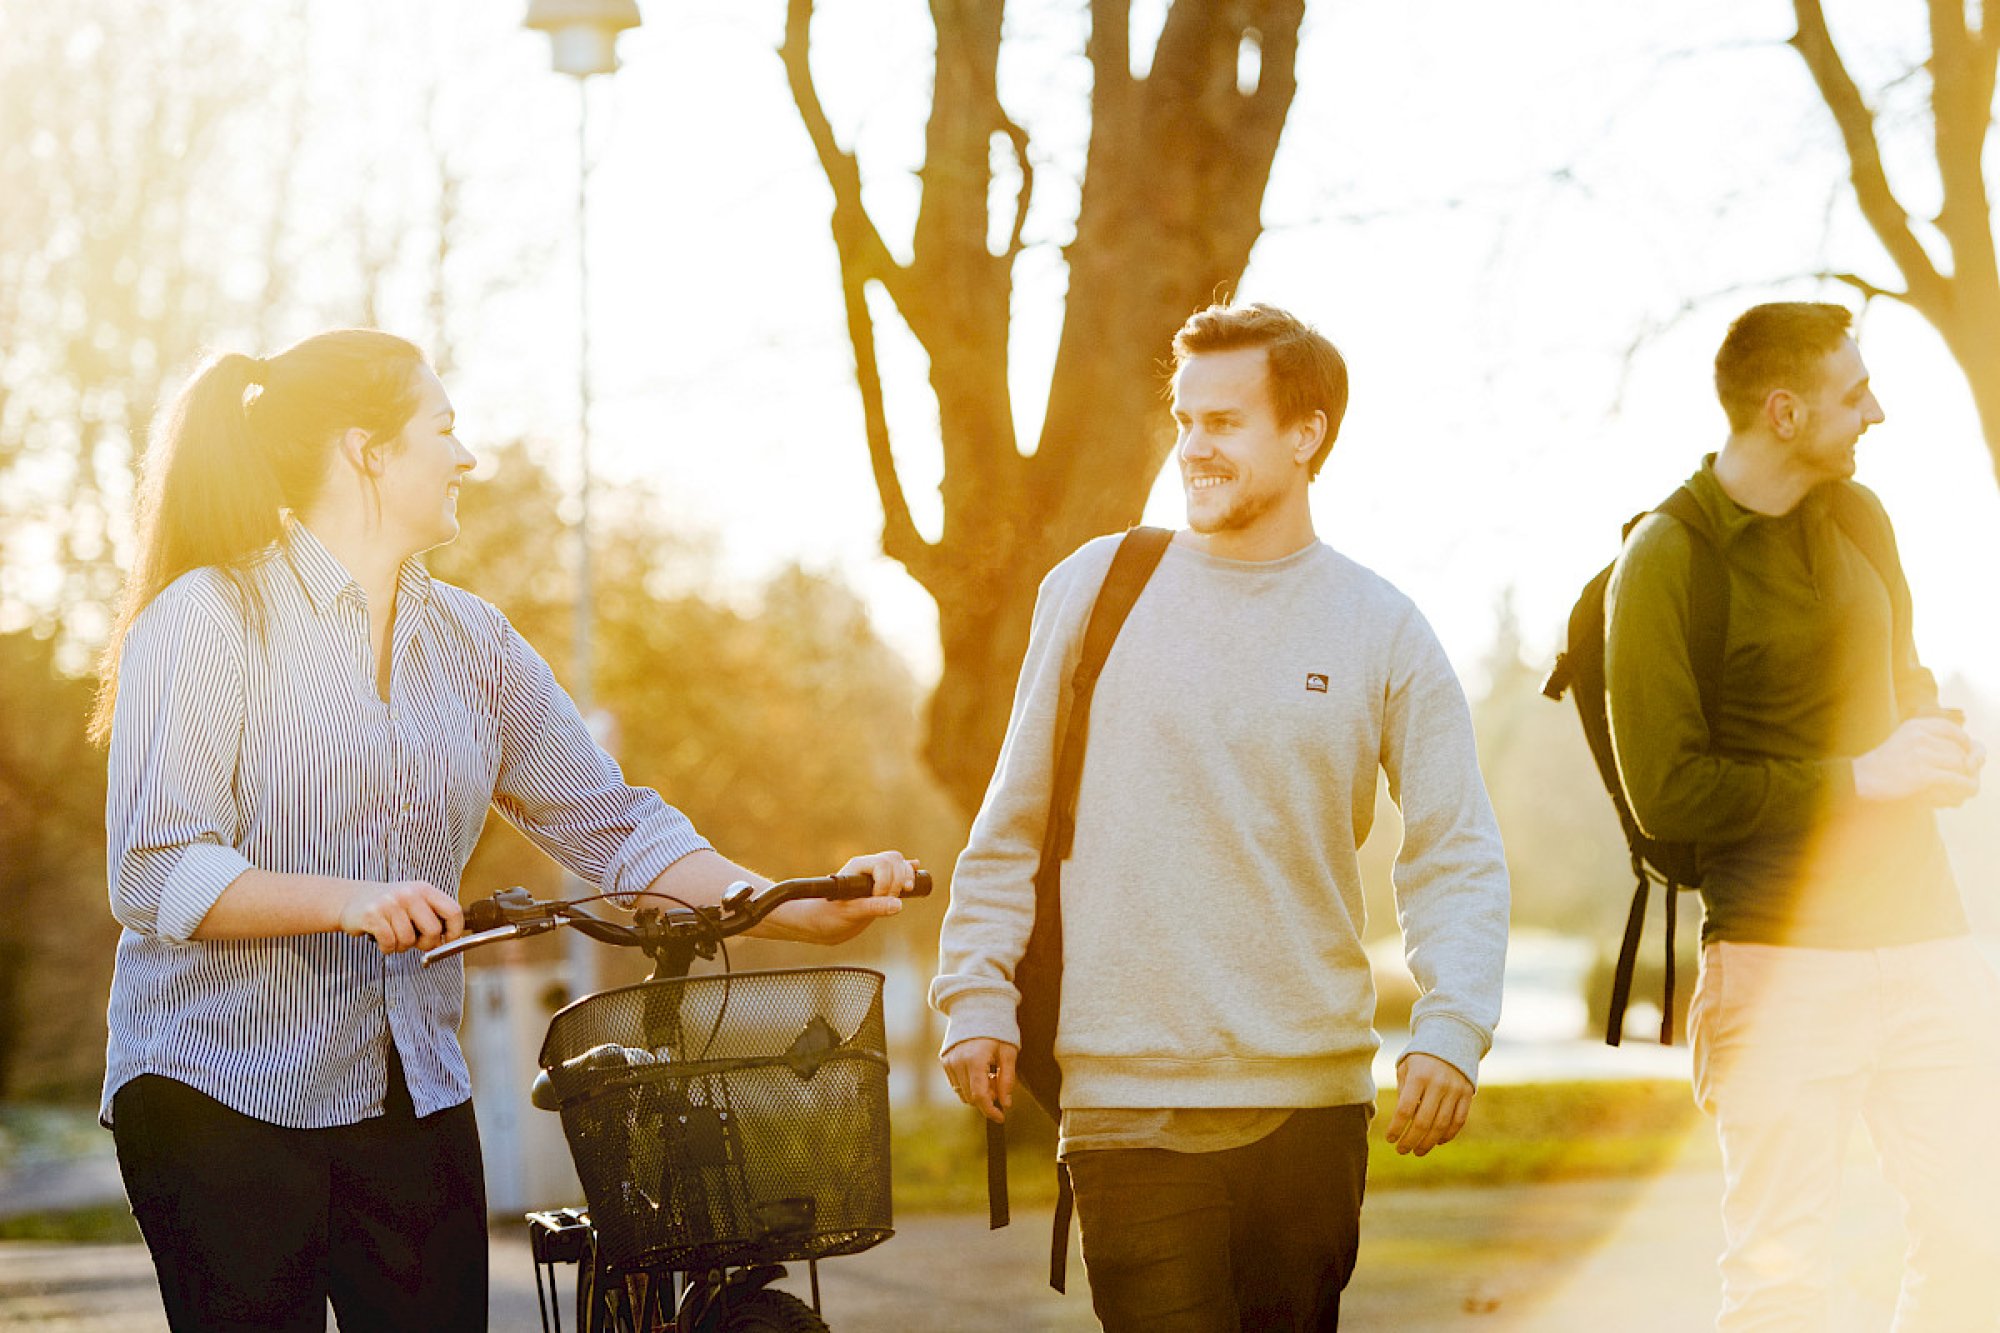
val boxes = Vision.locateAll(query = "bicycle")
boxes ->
[424,870,932,1332]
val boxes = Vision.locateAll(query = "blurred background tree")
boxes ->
[428,443,964,939]
[0,0,300,650]
[0,634,109,1099]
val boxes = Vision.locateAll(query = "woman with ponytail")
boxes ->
[95,330,918,1331]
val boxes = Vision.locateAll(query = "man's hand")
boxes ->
[1854,717,1984,807]
[1385,1052,1474,1157]
[942,1037,1016,1124]
[338,880,464,954]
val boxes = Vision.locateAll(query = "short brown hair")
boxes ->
[1714,302,1854,433]
[1172,303,1349,478]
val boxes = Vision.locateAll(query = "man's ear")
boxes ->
[1294,410,1327,467]
[338,426,383,477]
[1765,389,1802,440]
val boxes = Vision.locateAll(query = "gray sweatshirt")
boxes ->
[931,535,1509,1110]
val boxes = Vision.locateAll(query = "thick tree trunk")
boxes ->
[1934,305,2000,491]
[925,562,1045,814]
[786,0,1305,816]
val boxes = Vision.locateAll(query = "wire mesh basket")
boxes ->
[537,966,893,1273]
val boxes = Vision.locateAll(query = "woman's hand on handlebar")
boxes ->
[338,879,466,954]
[768,851,923,944]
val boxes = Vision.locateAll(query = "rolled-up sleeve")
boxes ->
[106,587,254,942]
[490,617,708,895]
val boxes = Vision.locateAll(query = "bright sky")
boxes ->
[307,0,2000,701]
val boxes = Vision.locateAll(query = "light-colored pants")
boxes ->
[1689,936,2000,1332]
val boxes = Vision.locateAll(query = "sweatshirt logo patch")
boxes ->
[1306,673,1329,693]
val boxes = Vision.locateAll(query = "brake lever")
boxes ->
[420,922,538,967]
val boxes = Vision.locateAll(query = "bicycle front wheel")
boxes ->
[715,1288,829,1332]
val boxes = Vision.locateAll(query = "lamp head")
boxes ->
[525,0,642,77]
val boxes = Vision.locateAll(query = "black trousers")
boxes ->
[1066,1104,1370,1332]
[111,1054,487,1332]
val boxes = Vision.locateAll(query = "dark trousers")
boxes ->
[1066,1104,1370,1332]
[111,1055,487,1332]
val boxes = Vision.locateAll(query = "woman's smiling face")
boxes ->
[376,366,475,554]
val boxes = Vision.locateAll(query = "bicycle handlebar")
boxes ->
[419,870,933,968]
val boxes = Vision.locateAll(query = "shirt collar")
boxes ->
[281,518,434,619]
[1689,453,1827,548]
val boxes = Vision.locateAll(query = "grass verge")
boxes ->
[891,1079,1705,1214]
[0,1080,1706,1235]
[0,1205,140,1244]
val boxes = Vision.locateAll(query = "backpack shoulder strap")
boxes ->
[1612,487,1726,1046]
[1651,486,1729,736]
[1047,526,1174,860]
[1824,484,1901,601]
[991,525,1173,1285]
[1823,482,1917,712]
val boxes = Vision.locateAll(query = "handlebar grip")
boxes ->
[821,869,934,900]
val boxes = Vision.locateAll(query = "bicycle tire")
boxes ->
[714,1288,830,1332]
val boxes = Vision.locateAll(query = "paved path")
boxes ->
[0,1159,1908,1331]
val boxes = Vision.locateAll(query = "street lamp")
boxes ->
[525,0,640,76]
[525,0,641,999]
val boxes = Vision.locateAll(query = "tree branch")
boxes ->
[781,0,940,585]
[1926,0,1999,295]
[998,105,1033,260]
[779,0,904,295]
[1790,0,1947,310]
[1822,269,1906,302]
[837,261,940,587]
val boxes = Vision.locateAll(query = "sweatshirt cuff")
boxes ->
[936,990,1021,1057]
[157,843,255,943]
[1400,1014,1490,1089]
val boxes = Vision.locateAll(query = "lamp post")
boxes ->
[525,0,641,1001]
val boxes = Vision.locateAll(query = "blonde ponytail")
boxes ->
[90,330,428,744]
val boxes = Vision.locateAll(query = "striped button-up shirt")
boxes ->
[103,523,709,1128]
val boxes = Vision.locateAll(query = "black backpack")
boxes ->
[1543,483,1898,1046]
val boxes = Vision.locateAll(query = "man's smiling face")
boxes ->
[1172,345,1313,540]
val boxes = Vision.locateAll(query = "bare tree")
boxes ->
[0,0,292,641]
[784,0,1306,813]
[1792,0,2000,483]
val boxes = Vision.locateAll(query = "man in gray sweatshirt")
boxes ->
[932,302,1510,1330]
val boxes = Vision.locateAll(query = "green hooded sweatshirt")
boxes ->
[1604,458,1964,948]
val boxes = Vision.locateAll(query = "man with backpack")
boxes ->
[930,302,1510,1330]
[1604,302,2000,1330]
